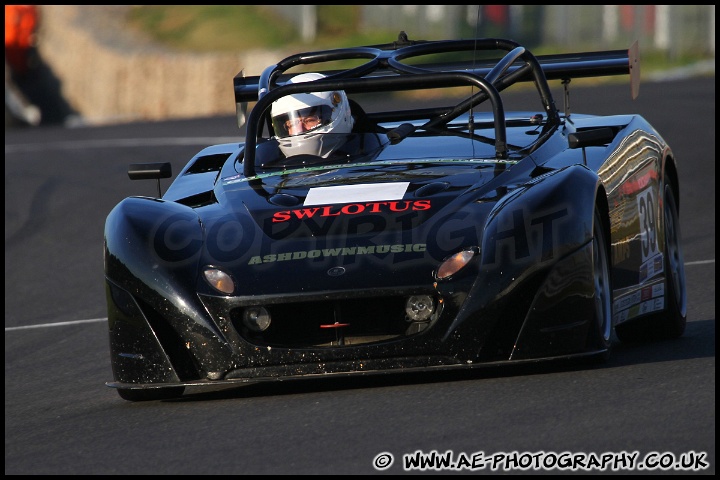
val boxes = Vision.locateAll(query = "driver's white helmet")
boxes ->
[271,72,354,158]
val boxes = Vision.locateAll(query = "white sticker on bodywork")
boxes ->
[304,182,410,206]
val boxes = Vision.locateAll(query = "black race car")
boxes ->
[104,34,687,401]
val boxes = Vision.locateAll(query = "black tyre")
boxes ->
[589,207,613,359]
[615,180,687,342]
[117,386,185,402]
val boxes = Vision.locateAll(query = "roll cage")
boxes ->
[233,33,638,178]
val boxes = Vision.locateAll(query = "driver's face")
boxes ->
[285,113,322,136]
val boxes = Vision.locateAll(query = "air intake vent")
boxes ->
[186,154,230,174]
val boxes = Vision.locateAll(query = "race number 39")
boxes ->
[637,186,658,263]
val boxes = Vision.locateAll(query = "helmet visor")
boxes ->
[272,105,333,138]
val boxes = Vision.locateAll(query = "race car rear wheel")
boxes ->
[117,386,185,402]
[591,207,613,355]
[616,180,687,342]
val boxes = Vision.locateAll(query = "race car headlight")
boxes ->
[243,307,271,332]
[435,248,477,280]
[202,267,235,295]
[405,295,436,322]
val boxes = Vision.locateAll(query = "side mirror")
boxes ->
[128,162,172,197]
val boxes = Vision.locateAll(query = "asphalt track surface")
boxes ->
[5,76,715,474]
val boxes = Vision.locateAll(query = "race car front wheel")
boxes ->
[590,206,613,357]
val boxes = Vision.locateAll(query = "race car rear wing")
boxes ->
[233,34,639,129]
